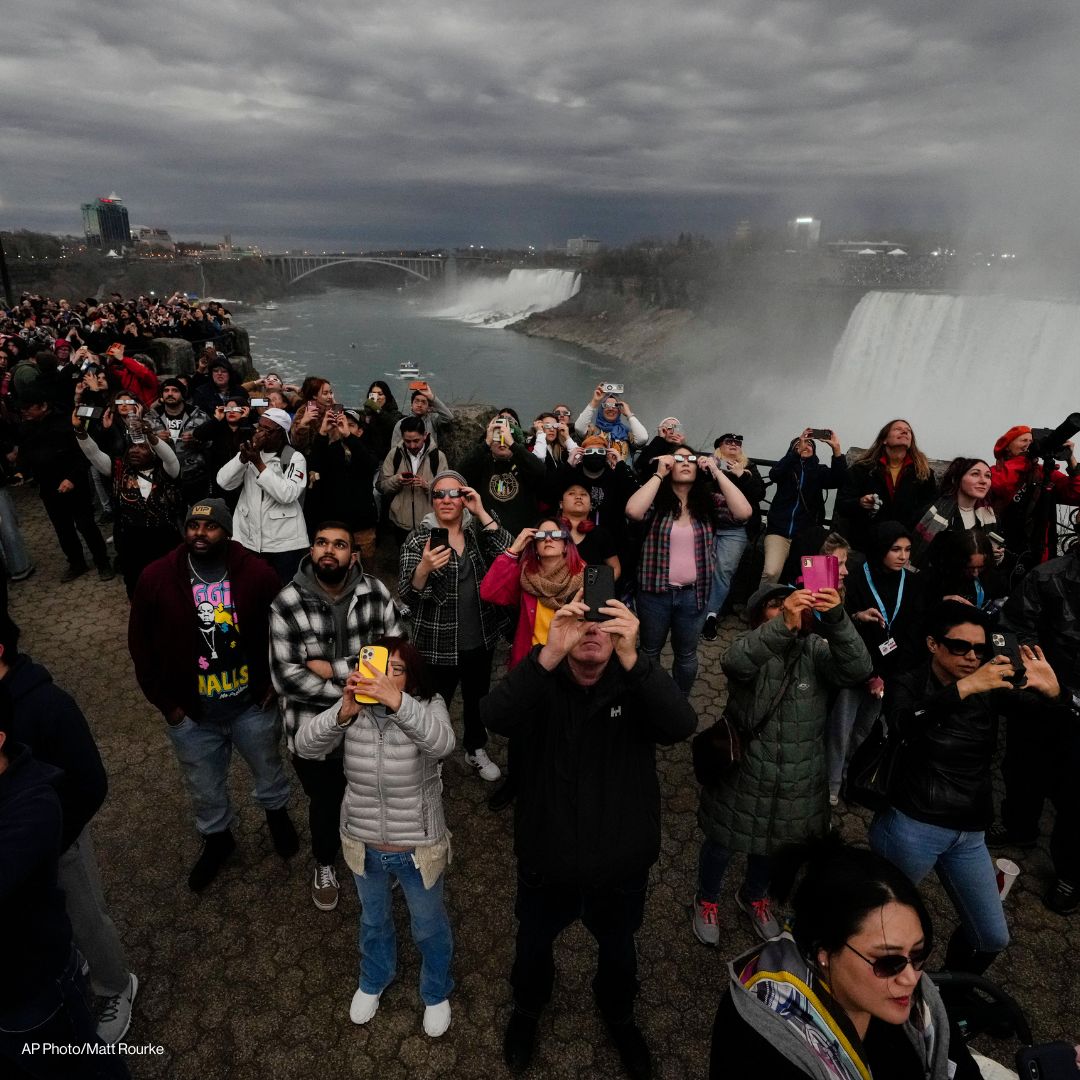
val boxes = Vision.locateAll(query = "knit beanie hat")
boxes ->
[160,377,186,396]
[994,425,1030,459]
[432,469,467,488]
[186,499,233,535]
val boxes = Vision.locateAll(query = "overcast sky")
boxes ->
[3,0,1077,250]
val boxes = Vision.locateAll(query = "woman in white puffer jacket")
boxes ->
[294,636,456,1038]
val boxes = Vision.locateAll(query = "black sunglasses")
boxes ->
[720,435,744,444]
[936,636,991,660]
[845,943,928,979]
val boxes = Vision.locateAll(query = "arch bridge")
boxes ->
[264,253,450,286]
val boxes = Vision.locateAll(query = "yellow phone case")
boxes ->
[355,645,390,704]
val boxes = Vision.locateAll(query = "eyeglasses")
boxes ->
[936,636,991,659]
[672,455,698,464]
[534,529,568,541]
[845,943,929,979]
[583,448,607,457]
[553,409,571,418]
[721,436,744,445]
[431,488,465,500]
[388,663,408,676]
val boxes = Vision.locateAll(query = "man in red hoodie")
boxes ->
[990,424,1080,569]
[104,342,158,408]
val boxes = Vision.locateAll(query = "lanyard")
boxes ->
[863,562,905,631]
[974,579,985,608]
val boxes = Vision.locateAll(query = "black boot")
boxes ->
[266,807,299,858]
[605,1017,652,1080]
[503,1008,539,1076]
[188,829,236,892]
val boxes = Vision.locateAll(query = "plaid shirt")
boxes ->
[270,570,405,755]
[637,509,715,610]
[398,516,511,666]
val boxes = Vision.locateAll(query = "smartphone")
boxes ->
[991,630,1026,686]
[76,405,104,420]
[809,428,833,441]
[800,555,840,593]
[1015,1042,1080,1080]
[601,382,624,395]
[400,471,416,480]
[249,397,269,407]
[355,645,390,704]
[583,564,616,622]
[428,527,449,551]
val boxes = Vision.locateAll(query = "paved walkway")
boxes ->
[7,484,1076,1078]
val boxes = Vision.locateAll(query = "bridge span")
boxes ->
[264,253,453,286]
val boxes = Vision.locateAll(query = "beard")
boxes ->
[314,561,350,586]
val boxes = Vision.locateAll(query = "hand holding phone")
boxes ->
[355,646,390,704]
[583,564,616,621]
[800,555,840,593]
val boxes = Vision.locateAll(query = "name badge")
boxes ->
[879,637,898,656]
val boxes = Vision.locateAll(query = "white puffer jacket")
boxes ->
[294,692,454,847]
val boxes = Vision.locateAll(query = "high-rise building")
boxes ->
[787,217,821,250]
[81,194,131,248]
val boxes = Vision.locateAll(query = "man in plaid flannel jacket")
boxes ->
[270,520,404,911]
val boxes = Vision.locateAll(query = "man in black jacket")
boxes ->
[0,615,137,1043]
[480,595,696,1079]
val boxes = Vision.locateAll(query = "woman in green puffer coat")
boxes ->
[692,583,872,946]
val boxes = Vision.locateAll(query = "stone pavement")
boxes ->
[6,483,1077,1079]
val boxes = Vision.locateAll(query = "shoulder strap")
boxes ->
[748,654,801,737]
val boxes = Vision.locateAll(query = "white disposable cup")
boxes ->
[995,858,1020,899]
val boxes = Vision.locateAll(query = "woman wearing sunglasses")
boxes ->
[479,517,586,669]
[293,636,456,1038]
[626,449,752,695]
[710,839,981,1079]
[870,601,1065,976]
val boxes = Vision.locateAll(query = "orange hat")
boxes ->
[994,425,1030,458]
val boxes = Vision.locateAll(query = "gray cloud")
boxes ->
[2,0,1077,247]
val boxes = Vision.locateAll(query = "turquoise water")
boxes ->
[242,287,629,421]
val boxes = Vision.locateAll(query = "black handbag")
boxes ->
[691,661,798,787]
[844,717,903,811]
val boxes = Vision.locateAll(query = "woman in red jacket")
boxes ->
[480,517,585,668]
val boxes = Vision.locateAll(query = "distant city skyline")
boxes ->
[4,1,1078,255]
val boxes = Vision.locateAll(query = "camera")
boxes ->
[601,382,624,395]
[1028,412,1080,460]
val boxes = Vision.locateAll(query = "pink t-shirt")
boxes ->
[668,519,696,585]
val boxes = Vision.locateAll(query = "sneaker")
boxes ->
[465,748,501,782]
[986,823,1038,850]
[188,829,236,892]
[829,791,840,808]
[423,999,451,1037]
[97,973,139,1045]
[60,563,89,584]
[701,614,718,641]
[9,565,35,583]
[692,896,720,946]
[605,1018,652,1080]
[266,807,300,858]
[735,889,782,941]
[1044,878,1079,916]
[503,1009,539,1076]
[350,987,381,1025]
[312,864,339,911]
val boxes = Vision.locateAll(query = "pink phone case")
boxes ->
[800,555,839,592]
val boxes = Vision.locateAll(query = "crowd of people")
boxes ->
[2,290,1080,1080]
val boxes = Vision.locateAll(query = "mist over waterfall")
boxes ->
[430,268,580,328]
[824,291,1080,457]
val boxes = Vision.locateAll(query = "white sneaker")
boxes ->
[423,999,451,1037]
[97,972,138,1044]
[350,987,381,1025]
[465,748,501,782]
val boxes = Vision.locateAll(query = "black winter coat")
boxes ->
[480,649,695,887]
[837,458,937,554]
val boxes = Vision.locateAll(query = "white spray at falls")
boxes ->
[430,268,580,329]
[823,290,1080,457]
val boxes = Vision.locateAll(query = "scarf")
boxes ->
[520,561,584,610]
[913,497,996,559]
[592,408,631,443]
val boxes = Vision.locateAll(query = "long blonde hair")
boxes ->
[855,418,931,481]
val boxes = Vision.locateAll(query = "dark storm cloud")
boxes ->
[2,0,1076,245]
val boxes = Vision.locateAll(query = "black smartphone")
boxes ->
[1016,1041,1080,1080]
[991,630,1027,687]
[809,428,833,441]
[583,564,616,622]
[428,527,449,551]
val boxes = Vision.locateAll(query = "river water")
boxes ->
[242,285,627,425]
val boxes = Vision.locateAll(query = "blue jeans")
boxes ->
[827,687,881,797]
[165,701,291,835]
[353,848,454,1006]
[0,487,32,577]
[869,807,1009,954]
[637,587,707,696]
[706,526,748,616]
[697,841,771,904]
